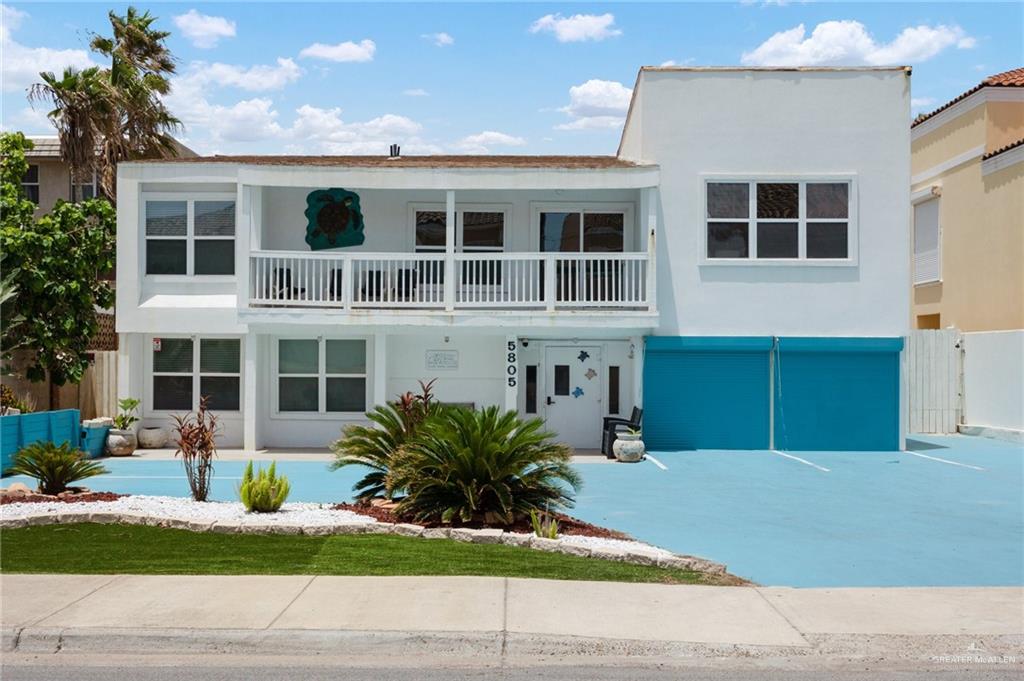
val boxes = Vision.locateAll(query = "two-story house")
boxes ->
[910,67,1023,332]
[116,66,910,453]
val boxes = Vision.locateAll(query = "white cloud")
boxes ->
[286,105,440,154]
[176,58,303,93]
[659,58,696,67]
[403,88,429,97]
[172,9,236,49]
[1,4,97,93]
[299,39,376,63]
[529,13,621,43]
[741,20,976,67]
[911,97,936,108]
[454,130,526,153]
[422,32,454,47]
[555,78,632,130]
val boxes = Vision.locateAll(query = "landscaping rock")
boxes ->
[210,521,242,534]
[449,528,479,543]
[391,523,425,538]
[657,555,698,571]
[421,527,450,540]
[624,549,661,566]
[501,533,533,547]
[87,512,122,525]
[590,547,628,562]
[301,524,337,536]
[185,520,215,532]
[468,528,504,544]
[555,542,591,558]
[7,483,31,495]
[530,537,561,552]
[54,512,91,524]
[264,524,303,535]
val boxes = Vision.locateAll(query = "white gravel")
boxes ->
[0,495,377,527]
[1,495,678,559]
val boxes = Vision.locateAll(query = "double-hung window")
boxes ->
[151,337,241,412]
[145,196,236,275]
[277,338,367,414]
[21,164,39,204]
[705,180,853,261]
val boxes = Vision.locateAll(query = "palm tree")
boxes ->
[28,67,112,194]
[30,7,181,202]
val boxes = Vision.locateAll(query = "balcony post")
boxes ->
[237,185,251,310]
[444,190,455,311]
[544,256,556,311]
[645,187,658,312]
[341,254,353,311]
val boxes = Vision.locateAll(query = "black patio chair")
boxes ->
[271,268,305,302]
[601,406,642,459]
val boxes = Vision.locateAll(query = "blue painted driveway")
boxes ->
[3,434,1020,587]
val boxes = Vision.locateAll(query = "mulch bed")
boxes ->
[332,501,630,540]
[0,492,127,505]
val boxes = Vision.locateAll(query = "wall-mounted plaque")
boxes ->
[425,350,459,370]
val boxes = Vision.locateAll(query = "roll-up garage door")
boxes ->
[773,337,903,451]
[643,337,773,450]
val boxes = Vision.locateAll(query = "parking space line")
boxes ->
[645,454,668,470]
[771,450,830,473]
[903,450,986,471]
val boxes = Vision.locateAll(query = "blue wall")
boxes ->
[0,409,82,473]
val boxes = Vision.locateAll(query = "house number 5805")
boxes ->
[506,341,517,387]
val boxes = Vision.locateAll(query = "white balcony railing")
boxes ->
[247,250,654,313]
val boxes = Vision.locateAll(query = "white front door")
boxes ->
[544,346,602,449]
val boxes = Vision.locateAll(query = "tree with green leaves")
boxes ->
[0,131,116,387]
[29,6,181,201]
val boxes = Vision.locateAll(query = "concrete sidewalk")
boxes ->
[2,575,1021,663]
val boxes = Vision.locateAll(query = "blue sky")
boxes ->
[2,2,1021,155]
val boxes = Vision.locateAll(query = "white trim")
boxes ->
[699,175,859,266]
[911,145,984,186]
[911,185,941,205]
[981,144,1024,176]
[912,87,1024,141]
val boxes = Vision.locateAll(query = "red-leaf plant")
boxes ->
[172,396,220,502]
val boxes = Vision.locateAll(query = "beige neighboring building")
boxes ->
[910,67,1024,332]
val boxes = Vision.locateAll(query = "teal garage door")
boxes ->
[643,337,772,450]
[774,338,903,451]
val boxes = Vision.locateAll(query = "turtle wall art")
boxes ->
[304,188,366,250]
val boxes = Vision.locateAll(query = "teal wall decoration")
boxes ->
[304,188,366,250]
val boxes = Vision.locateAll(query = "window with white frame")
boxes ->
[277,338,367,414]
[21,164,39,204]
[412,206,507,285]
[145,197,236,275]
[538,208,626,253]
[705,180,852,261]
[913,197,940,285]
[152,337,241,412]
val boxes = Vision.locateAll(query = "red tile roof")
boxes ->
[982,136,1024,160]
[913,67,1024,128]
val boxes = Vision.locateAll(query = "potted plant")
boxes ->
[612,427,646,463]
[106,398,140,456]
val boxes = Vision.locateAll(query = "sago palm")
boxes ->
[390,407,581,525]
[8,442,109,495]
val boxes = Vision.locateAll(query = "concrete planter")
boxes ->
[138,427,169,449]
[613,432,645,463]
[105,429,137,457]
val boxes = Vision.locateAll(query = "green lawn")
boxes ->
[0,524,732,584]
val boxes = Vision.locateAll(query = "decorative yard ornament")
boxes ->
[304,188,366,250]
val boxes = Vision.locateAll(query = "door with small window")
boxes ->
[543,346,602,449]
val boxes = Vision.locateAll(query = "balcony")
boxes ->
[245,250,655,318]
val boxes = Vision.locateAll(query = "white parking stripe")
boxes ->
[903,450,986,471]
[771,450,831,473]
[645,454,668,470]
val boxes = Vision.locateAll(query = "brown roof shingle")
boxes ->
[982,136,1024,160]
[129,155,650,169]
[912,67,1024,128]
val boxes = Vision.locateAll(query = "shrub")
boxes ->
[0,384,33,414]
[390,406,581,525]
[8,441,109,495]
[113,397,140,430]
[173,396,219,502]
[330,379,443,501]
[530,509,559,539]
[239,461,291,513]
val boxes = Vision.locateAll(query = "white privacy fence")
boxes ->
[906,328,1023,437]
[248,250,653,312]
[906,329,962,434]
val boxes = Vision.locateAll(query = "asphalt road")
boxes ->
[2,656,1019,681]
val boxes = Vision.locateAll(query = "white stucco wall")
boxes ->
[622,69,911,338]
[963,330,1024,432]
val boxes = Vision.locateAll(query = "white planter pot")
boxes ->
[138,427,169,449]
[612,433,645,463]
[105,429,137,457]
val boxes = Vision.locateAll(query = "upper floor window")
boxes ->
[145,197,236,276]
[539,210,625,253]
[913,197,940,285]
[705,180,852,261]
[21,164,39,204]
[412,208,506,253]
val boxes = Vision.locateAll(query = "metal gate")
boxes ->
[906,329,962,434]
